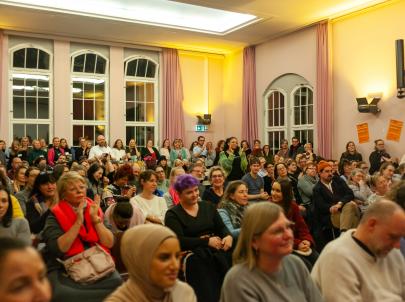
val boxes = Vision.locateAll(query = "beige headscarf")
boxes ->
[105,224,195,302]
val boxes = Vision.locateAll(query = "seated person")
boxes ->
[0,186,31,245]
[202,166,226,207]
[105,224,196,302]
[221,202,323,302]
[312,161,359,251]
[105,201,144,274]
[42,172,122,302]
[368,173,389,205]
[347,168,372,211]
[130,171,167,224]
[270,179,318,269]
[163,167,185,208]
[26,172,57,235]
[241,158,269,202]
[15,166,40,215]
[165,174,233,302]
[155,165,170,193]
[217,180,248,239]
[0,237,52,302]
[312,200,405,302]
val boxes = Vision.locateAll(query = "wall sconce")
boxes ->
[356,96,381,114]
[196,114,211,125]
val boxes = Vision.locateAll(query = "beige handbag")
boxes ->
[59,244,116,284]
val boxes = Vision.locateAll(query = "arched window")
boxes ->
[264,74,315,155]
[71,51,108,146]
[10,45,52,142]
[124,56,158,147]
[265,90,286,154]
[292,86,314,145]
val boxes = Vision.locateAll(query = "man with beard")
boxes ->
[312,200,405,302]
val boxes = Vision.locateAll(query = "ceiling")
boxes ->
[0,0,393,54]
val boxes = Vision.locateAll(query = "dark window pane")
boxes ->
[136,83,145,102]
[26,97,37,119]
[308,105,314,124]
[308,89,313,104]
[280,94,284,108]
[126,83,135,102]
[38,124,49,142]
[38,50,50,70]
[73,82,83,99]
[268,110,273,127]
[13,124,25,140]
[84,100,94,120]
[268,94,273,109]
[136,126,145,147]
[301,107,307,124]
[38,80,49,97]
[26,48,38,69]
[84,125,94,142]
[300,88,307,106]
[126,127,135,146]
[294,107,300,125]
[13,49,25,68]
[26,124,37,140]
[13,78,24,96]
[85,53,96,73]
[73,54,85,72]
[309,131,314,145]
[136,103,145,122]
[280,108,285,126]
[146,61,156,78]
[274,93,279,108]
[274,109,279,126]
[127,61,136,77]
[13,97,24,118]
[294,94,300,107]
[126,102,135,121]
[26,79,36,97]
[73,99,83,120]
[38,98,49,119]
[73,125,83,146]
[95,56,106,74]
[136,59,147,77]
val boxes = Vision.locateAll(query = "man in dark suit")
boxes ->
[312,161,359,251]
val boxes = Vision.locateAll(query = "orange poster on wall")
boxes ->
[357,123,369,144]
[386,119,403,142]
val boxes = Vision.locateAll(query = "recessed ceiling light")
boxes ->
[0,0,260,35]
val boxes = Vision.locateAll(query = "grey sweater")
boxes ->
[221,254,324,302]
[312,230,405,301]
[0,217,31,245]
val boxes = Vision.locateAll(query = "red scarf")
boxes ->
[169,186,180,205]
[52,198,106,257]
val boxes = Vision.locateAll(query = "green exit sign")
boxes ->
[195,125,208,132]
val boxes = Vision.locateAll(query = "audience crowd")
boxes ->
[0,134,405,302]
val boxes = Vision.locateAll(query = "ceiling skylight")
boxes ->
[0,0,259,35]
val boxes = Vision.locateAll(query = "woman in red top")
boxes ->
[270,178,318,270]
[42,172,121,302]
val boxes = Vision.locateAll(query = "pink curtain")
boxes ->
[242,46,258,145]
[0,31,3,128]
[316,21,333,159]
[162,48,185,142]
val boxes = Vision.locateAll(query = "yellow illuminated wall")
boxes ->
[179,50,243,145]
[332,0,405,159]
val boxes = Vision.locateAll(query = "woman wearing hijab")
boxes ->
[106,224,196,302]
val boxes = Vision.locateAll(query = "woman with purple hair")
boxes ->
[165,174,233,302]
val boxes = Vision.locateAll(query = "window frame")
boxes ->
[124,55,159,147]
[8,44,53,143]
[264,84,315,154]
[70,50,109,146]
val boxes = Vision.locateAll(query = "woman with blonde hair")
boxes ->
[42,172,121,302]
[221,202,323,302]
